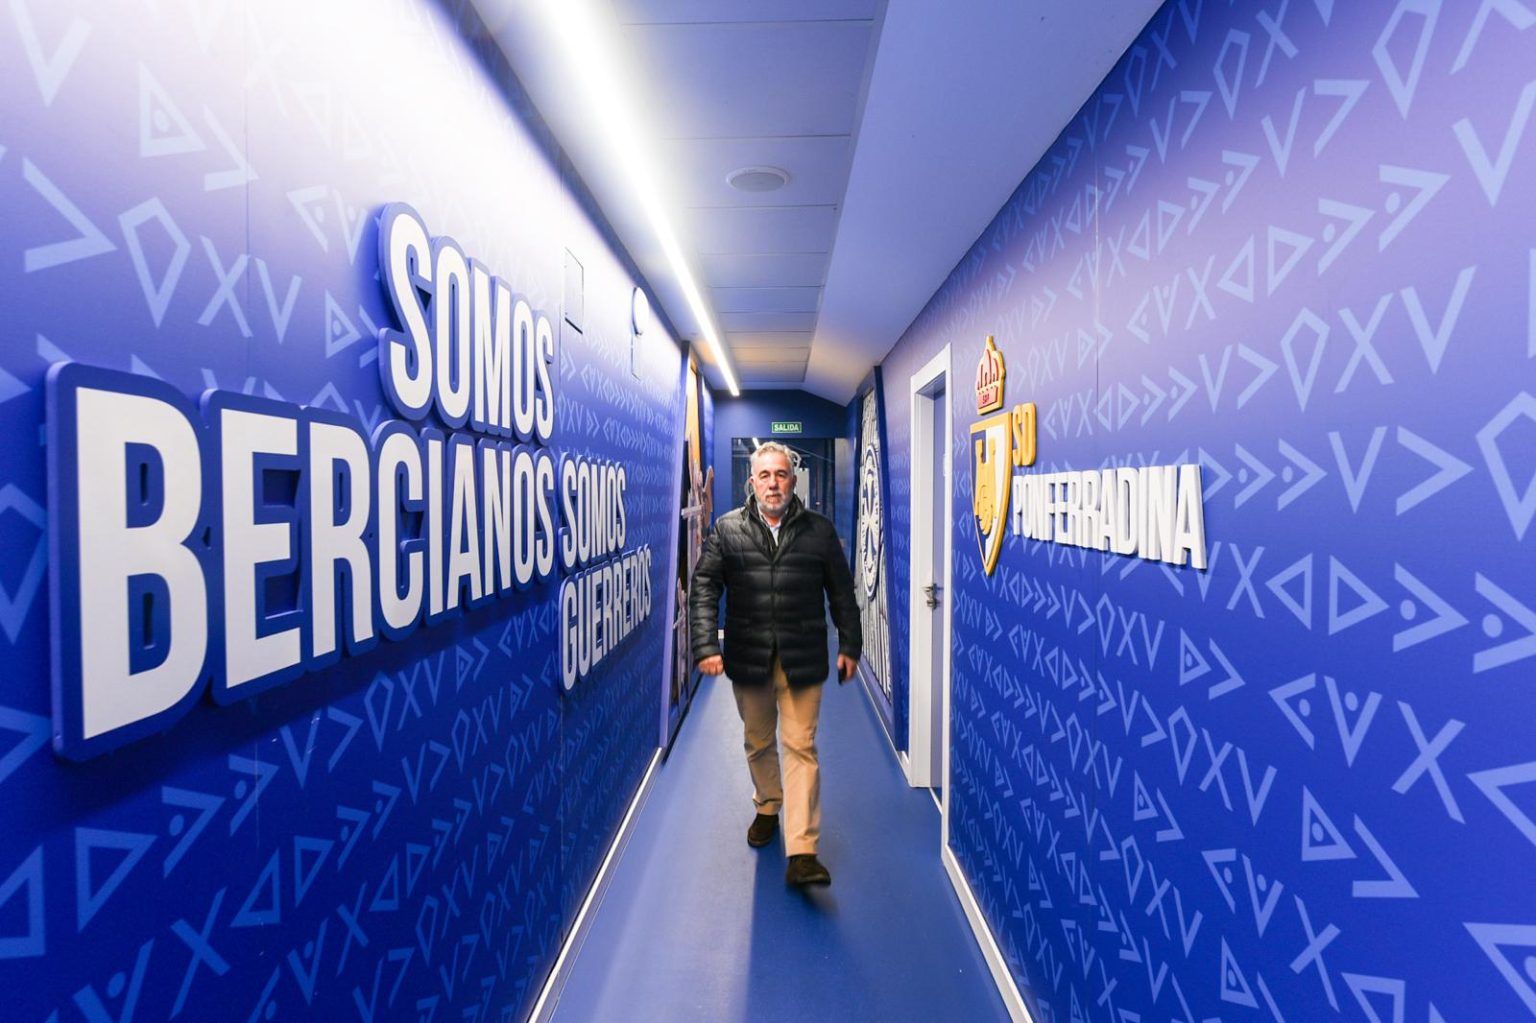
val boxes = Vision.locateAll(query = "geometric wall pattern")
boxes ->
[879,2,1536,1018]
[0,1,681,1019]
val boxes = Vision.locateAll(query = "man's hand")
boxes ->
[836,654,858,683]
[697,655,725,676]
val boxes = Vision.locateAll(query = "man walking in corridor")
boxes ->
[690,442,862,886]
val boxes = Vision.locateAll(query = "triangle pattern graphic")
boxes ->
[293,836,334,907]
[1266,553,1314,628]
[1178,630,1211,685]
[0,485,46,644]
[137,64,204,158]
[1267,225,1315,294]
[0,846,45,958]
[232,849,282,928]
[1202,848,1238,911]
[1464,922,1536,1016]
[0,706,50,789]
[1301,786,1356,861]
[1269,673,1318,748]
[1206,640,1246,700]
[1133,773,1157,821]
[1219,938,1258,1007]
[371,855,401,913]
[1392,563,1468,651]
[1218,236,1256,302]
[1350,817,1418,899]
[324,291,362,357]
[74,827,156,930]
[1329,556,1388,634]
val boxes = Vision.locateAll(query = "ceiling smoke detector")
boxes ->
[726,166,790,193]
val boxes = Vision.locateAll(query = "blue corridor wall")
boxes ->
[0,1,682,1019]
[709,389,848,525]
[879,2,1536,1020]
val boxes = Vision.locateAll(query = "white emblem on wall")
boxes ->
[858,441,882,601]
[853,388,891,704]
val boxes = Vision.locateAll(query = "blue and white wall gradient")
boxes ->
[0,1,682,1019]
[880,2,1536,1019]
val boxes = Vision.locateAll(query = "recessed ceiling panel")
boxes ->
[688,205,839,254]
[661,135,853,208]
[621,21,873,138]
[733,347,812,365]
[726,331,817,350]
[614,0,881,25]
[719,311,819,332]
[700,253,829,289]
[712,286,821,314]
[738,365,809,384]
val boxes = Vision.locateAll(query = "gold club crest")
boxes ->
[971,335,1036,575]
[972,411,1012,575]
[975,335,1005,414]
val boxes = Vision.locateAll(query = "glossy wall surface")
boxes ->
[880,2,1536,1019]
[0,1,682,1018]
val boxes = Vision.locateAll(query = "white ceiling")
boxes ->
[473,0,1162,402]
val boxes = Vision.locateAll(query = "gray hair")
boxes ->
[749,441,799,473]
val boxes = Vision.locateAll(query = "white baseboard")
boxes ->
[527,748,664,1022]
[943,845,1033,1023]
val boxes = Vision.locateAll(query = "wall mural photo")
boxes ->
[668,356,712,741]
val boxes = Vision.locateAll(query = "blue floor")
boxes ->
[548,669,1009,1023]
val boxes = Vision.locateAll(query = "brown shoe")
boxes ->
[785,854,831,886]
[747,813,778,848]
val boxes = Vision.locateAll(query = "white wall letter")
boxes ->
[221,407,301,691]
[74,387,207,741]
[308,420,374,661]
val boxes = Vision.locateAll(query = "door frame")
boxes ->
[913,344,1030,1022]
[907,345,952,812]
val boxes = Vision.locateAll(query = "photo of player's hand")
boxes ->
[697,655,725,676]
[837,654,858,684]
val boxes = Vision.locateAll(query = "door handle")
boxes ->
[924,584,942,609]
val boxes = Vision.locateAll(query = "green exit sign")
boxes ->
[770,421,801,435]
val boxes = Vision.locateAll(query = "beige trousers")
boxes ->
[731,658,824,856]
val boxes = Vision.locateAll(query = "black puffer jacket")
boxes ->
[690,495,862,686]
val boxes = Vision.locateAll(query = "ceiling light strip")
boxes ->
[535,0,741,396]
